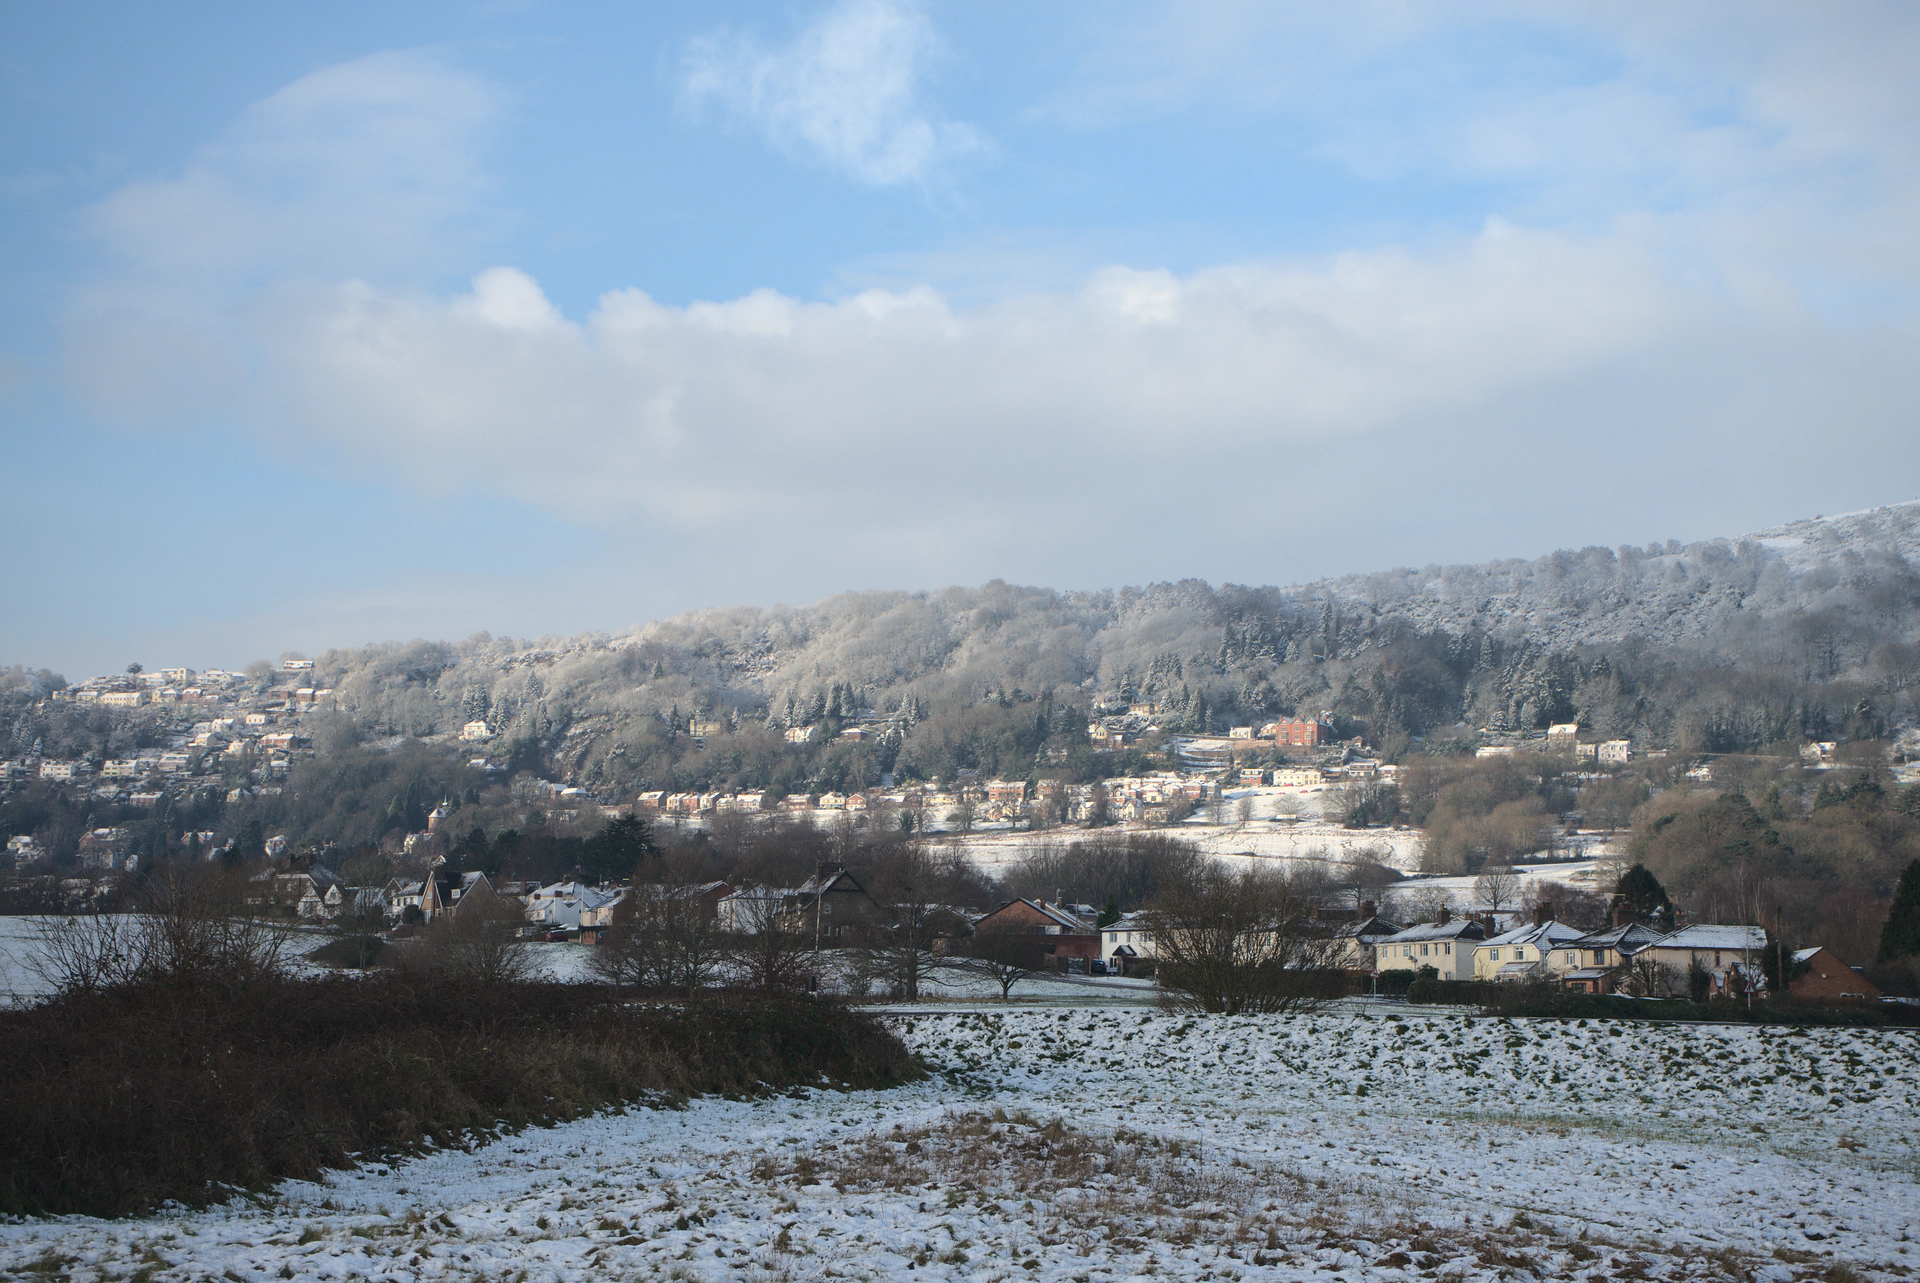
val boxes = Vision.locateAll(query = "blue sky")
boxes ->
[4,2,1918,677]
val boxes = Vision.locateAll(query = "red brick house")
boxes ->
[1789,947,1882,1003]
[1271,717,1326,748]
[970,898,1101,964]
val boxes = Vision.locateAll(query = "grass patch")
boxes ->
[0,974,921,1217]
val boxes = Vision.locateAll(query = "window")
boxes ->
[1515,948,1526,961]
[1490,949,1501,961]
[1420,944,1429,956]
[1563,951,1575,964]
[1444,944,1451,955]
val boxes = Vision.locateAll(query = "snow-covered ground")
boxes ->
[3,1005,1913,1282]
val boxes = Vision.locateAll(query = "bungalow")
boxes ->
[1788,947,1882,1003]
[1372,907,1485,980]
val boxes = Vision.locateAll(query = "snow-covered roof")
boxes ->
[1392,918,1487,943]
[1480,919,1588,950]
[1656,925,1767,952]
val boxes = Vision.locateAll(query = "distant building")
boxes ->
[1597,740,1632,766]
[1271,717,1327,748]
[459,720,493,741]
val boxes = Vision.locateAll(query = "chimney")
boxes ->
[1534,903,1552,927]
[1613,904,1634,927]
[1437,905,1451,926]
[1054,888,1065,910]
[1360,899,1376,921]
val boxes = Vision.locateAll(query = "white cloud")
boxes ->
[680,0,986,186]
[51,24,1920,606]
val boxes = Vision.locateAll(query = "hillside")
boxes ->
[7,502,1918,798]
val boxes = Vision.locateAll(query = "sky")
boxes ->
[3,2,1918,678]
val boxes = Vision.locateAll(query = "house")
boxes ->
[1547,723,1580,748]
[248,863,347,919]
[985,779,1029,804]
[1331,901,1402,970]
[525,880,620,931]
[717,883,790,934]
[1270,717,1327,748]
[784,726,816,744]
[75,827,133,872]
[780,862,878,944]
[1372,908,1486,980]
[1100,912,1155,974]
[1633,924,1768,997]
[1471,907,1588,981]
[1555,915,1670,992]
[460,720,492,741]
[971,898,1102,964]
[1788,947,1882,1003]
[1598,740,1632,766]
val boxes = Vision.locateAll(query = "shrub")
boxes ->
[0,976,920,1217]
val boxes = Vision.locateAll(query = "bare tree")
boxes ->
[953,931,1049,999]
[28,863,286,998]
[417,888,531,986]
[1473,863,1520,916]
[861,846,953,1001]
[1620,949,1679,999]
[592,884,727,996]
[727,884,810,993]
[1143,862,1346,1015]
[1235,796,1254,827]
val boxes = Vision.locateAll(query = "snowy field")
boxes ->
[2,1005,1914,1282]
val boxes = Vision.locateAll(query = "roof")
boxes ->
[1564,967,1617,981]
[1566,922,1666,952]
[1391,918,1487,944]
[1791,947,1821,963]
[1337,915,1403,941]
[1656,925,1767,952]
[1480,919,1588,950]
[1497,960,1545,976]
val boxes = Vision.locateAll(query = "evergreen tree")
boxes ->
[1878,858,1920,962]
[1612,863,1673,923]
[1097,897,1121,929]
[584,814,658,884]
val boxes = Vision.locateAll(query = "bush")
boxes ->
[1473,983,1920,1027]
[1405,977,1497,1006]
[0,976,921,1217]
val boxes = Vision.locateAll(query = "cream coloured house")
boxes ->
[1373,908,1485,980]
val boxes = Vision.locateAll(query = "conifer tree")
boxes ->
[1878,858,1920,962]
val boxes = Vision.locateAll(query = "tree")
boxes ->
[584,813,657,884]
[1473,863,1519,916]
[591,882,726,996]
[1096,896,1121,929]
[861,846,952,1001]
[1619,949,1678,998]
[954,931,1048,999]
[1878,858,1920,962]
[727,884,811,993]
[1613,863,1673,925]
[1144,862,1345,1015]
[416,888,530,986]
